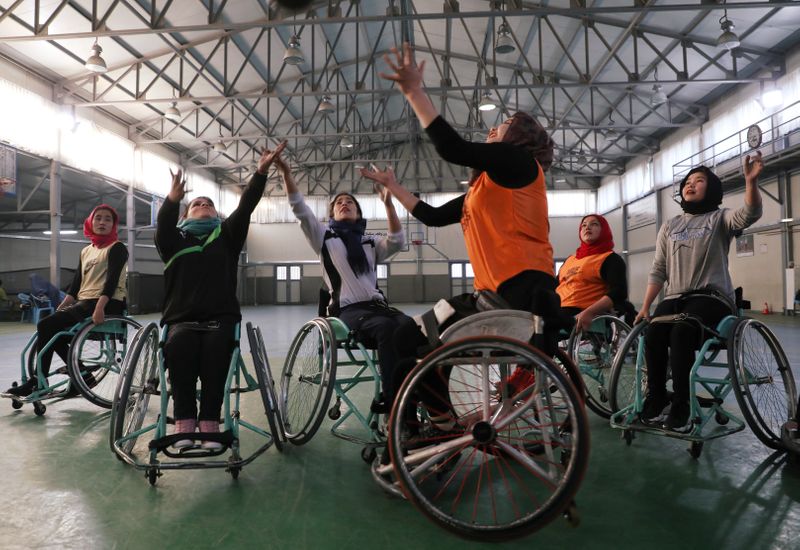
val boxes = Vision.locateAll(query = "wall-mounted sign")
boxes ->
[626,193,656,230]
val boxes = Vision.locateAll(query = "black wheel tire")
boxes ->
[563,502,580,528]
[361,446,377,464]
[328,406,341,420]
[11,399,23,410]
[689,441,703,459]
[229,467,241,480]
[715,411,730,425]
[147,469,158,486]
[33,402,46,416]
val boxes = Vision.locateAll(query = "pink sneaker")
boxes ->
[172,418,196,450]
[199,420,224,451]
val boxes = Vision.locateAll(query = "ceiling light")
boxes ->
[283,35,304,66]
[85,41,108,73]
[555,178,566,183]
[650,84,668,107]
[717,16,740,50]
[164,102,182,122]
[43,230,78,235]
[213,140,227,153]
[495,22,515,54]
[762,88,784,109]
[318,95,335,115]
[577,152,587,164]
[340,135,354,148]
[459,180,470,185]
[478,92,497,112]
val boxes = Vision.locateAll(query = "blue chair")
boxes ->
[30,295,54,325]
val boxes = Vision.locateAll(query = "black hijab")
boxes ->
[679,166,723,215]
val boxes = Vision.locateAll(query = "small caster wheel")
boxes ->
[560,450,572,466]
[229,467,241,480]
[598,387,609,403]
[33,402,46,416]
[361,447,377,464]
[11,399,23,410]
[715,411,729,425]
[623,429,634,446]
[147,468,160,486]
[328,406,341,420]
[563,501,580,527]
[689,441,703,459]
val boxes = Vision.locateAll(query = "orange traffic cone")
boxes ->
[762,302,771,314]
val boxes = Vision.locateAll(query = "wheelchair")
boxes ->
[278,315,384,461]
[109,321,280,484]
[281,301,591,541]
[563,313,632,418]
[1,315,142,415]
[608,299,797,458]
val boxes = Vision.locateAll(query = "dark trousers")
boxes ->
[645,296,732,402]
[34,299,124,377]
[497,269,563,356]
[163,320,236,421]
[339,301,422,403]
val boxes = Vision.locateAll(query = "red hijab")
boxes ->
[83,204,119,249]
[575,214,614,259]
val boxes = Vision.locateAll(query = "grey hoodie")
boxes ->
[648,202,762,308]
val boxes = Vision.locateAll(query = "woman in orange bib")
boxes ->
[557,214,628,331]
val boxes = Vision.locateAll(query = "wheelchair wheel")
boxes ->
[728,318,798,450]
[388,336,589,542]
[245,322,286,452]
[608,321,648,414]
[567,315,631,418]
[68,316,142,408]
[111,323,159,457]
[279,318,337,445]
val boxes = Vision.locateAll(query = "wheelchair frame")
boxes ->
[609,313,797,458]
[2,315,141,416]
[278,316,385,461]
[110,322,278,484]
[564,313,632,419]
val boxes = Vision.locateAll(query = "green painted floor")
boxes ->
[1,307,799,550]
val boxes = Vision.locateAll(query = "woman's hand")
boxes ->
[57,294,75,312]
[634,308,650,325]
[92,296,109,325]
[574,310,594,332]
[380,42,425,96]
[271,150,290,175]
[257,141,288,175]
[360,164,398,189]
[168,168,186,203]
[743,150,763,182]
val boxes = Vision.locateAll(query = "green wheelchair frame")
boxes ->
[278,316,384,462]
[564,314,632,419]
[110,322,279,485]
[2,315,141,415]
[609,312,797,458]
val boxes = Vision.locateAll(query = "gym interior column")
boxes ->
[49,160,61,288]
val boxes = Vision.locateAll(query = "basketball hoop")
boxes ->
[411,239,423,246]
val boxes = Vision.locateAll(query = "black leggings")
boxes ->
[163,320,236,422]
[645,296,732,402]
[339,301,423,403]
[497,269,563,356]
[34,299,125,377]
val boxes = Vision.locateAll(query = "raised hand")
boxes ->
[359,164,398,189]
[379,42,425,95]
[743,150,763,182]
[168,168,186,203]
[257,140,288,175]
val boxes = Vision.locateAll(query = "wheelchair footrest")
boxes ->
[696,395,722,408]
[150,430,236,456]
